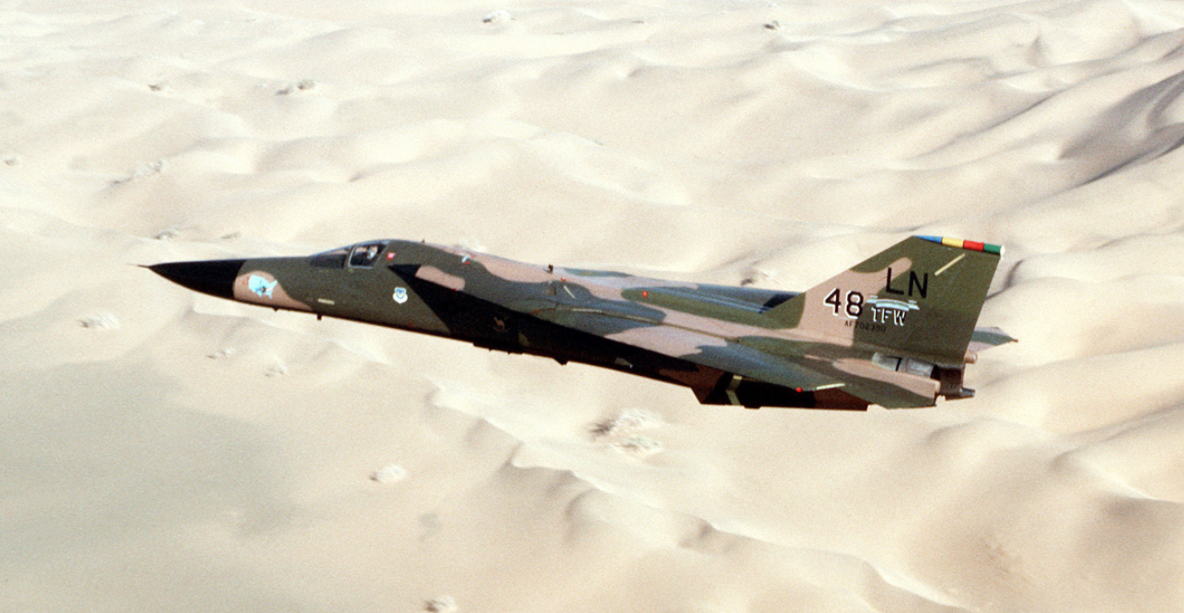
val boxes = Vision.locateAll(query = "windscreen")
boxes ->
[310,246,349,268]
[348,241,389,268]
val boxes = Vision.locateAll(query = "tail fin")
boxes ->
[766,236,1003,366]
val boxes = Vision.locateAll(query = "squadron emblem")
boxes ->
[248,274,277,298]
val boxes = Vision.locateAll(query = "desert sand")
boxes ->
[2,0,1183,611]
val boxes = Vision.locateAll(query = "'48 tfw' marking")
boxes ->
[825,289,917,328]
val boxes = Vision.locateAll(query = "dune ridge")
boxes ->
[2,0,1183,611]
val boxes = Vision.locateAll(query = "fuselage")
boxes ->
[150,236,1006,410]
[150,239,866,408]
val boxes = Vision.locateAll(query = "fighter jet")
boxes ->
[148,235,1014,410]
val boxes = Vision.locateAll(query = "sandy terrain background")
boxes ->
[2,0,1183,611]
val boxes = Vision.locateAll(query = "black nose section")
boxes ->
[147,259,247,300]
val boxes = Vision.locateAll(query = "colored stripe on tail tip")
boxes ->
[915,235,1004,256]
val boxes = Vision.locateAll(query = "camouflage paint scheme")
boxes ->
[149,236,1014,410]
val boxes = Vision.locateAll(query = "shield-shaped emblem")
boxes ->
[392,287,408,304]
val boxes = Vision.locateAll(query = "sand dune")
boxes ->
[2,0,1183,611]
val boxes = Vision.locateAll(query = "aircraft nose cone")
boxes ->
[147,259,247,300]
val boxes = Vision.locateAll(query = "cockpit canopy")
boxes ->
[310,240,390,269]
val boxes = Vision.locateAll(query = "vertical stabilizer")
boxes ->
[765,236,1003,366]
